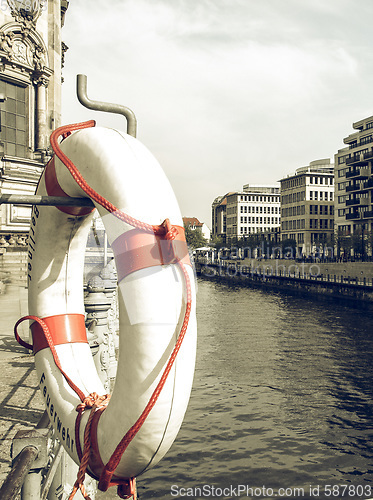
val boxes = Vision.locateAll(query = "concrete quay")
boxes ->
[225,258,373,280]
[197,259,373,307]
[0,284,44,488]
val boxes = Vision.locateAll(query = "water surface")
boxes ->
[109,279,373,499]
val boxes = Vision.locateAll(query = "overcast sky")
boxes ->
[61,0,373,227]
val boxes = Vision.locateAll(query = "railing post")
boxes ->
[100,264,118,382]
[84,275,113,390]
[7,428,50,500]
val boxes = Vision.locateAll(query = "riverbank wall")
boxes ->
[195,259,373,307]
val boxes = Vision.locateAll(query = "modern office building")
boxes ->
[0,1,68,245]
[279,159,334,256]
[211,194,229,240]
[335,115,373,239]
[213,185,280,242]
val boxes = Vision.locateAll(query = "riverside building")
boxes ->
[0,1,68,245]
[335,115,373,245]
[215,185,280,243]
[211,193,231,240]
[279,159,334,257]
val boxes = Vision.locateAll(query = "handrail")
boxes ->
[0,411,50,499]
[0,446,39,499]
[0,194,94,207]
[76,74,137,137]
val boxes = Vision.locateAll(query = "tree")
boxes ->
[210,234,225,250]
[281,238,297,259]
[184,225,208,249]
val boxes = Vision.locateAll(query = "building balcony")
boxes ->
[346,197,368,207]
[345,183,360,192]
[363,210,373,218]
[346,211,361,220]
[345,167,370,179]
[345,150,373,165]
[362,177,373,190]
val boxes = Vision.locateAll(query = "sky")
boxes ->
[61,0,373,227]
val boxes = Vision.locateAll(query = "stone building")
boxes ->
[0,0,68,246]
[279,159,334,257]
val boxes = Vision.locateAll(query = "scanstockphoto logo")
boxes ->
[170,484,309,498]
[170,484,373,498]
[216,243,335,261]
[201,260,322,279]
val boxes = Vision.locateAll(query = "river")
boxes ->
[134,278,373,500]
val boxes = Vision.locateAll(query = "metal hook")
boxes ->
[76,74,137,137]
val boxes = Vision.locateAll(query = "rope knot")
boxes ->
[76,392,110,414]
[160,218,179,240]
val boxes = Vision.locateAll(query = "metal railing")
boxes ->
[0,265,119,499]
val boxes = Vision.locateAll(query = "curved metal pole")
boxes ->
[76,74,137,137]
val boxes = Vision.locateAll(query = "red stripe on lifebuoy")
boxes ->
[44,158,95,216]
[111,226,191,282]
[31,314,88,354]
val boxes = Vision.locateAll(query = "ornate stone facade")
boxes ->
[0,0,68,245]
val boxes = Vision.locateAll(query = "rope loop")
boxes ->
[117,478,137,499]
[69,393,111,500]
[14,315,86,402]
[14,316,33,351]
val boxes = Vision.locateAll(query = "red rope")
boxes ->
[47,122,193,497]
[14,316,86,402]
[49,121,167,237]
[69,393,111,500]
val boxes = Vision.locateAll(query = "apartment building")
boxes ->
[335,115,373,237]
[279,159,334,256]
[224,185,280,241]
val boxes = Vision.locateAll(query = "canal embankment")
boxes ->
[195,258,373,307]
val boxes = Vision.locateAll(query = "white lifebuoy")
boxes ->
[24,123,197,486]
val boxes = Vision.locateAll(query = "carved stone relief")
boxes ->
[7,0,47,25]
[0,22,52,85]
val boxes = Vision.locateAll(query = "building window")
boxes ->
[360,135,373,145]
[0,80,27,158]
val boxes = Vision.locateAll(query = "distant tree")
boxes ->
[210,234,225,250]
[336,229,352,260]
[281,238,297,259]
[184,225,208,249]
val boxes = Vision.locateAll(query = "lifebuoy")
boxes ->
[16,122,197,494]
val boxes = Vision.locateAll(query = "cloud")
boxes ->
[61,0,373,226]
